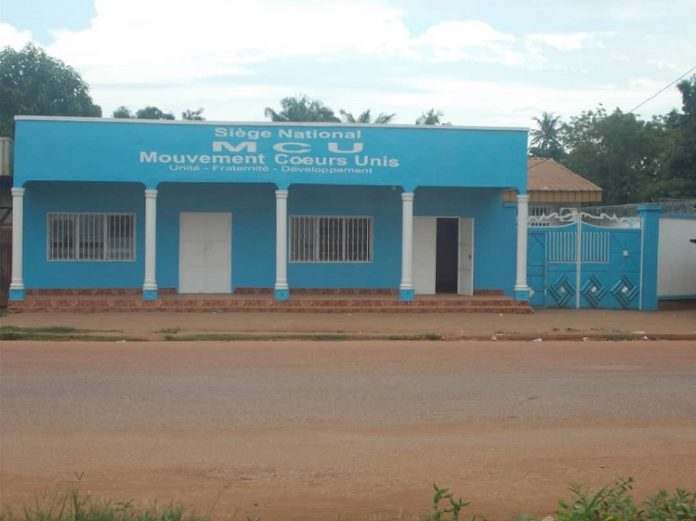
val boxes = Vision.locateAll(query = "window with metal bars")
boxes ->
[47,213,135,261]
[290,216,372,263]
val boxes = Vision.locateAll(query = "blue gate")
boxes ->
[527,207,660,310]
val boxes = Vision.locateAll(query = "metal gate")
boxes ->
[527,209,647,310]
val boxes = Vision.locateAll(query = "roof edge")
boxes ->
[15,115,529,132]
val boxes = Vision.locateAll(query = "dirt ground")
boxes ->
[2,339,696,520]
[2,307,696,340]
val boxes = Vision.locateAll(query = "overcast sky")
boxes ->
[1,0,695,127]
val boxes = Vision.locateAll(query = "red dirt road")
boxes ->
[2,340,696,520]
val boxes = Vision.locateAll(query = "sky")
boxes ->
[1,0,695,127]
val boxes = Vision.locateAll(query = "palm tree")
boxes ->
[339,109,396,124]
[416,109,448,125]
[529,112,564,159]
[264,95,340,122]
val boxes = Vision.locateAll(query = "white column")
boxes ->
[9,187,25,299]
[399,192,415,301]
[274,189,289,300]
[514,193,529,299]
[143,188,158,298]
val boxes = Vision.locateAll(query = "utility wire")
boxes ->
[627,64,696,114]
[528,63,696,172]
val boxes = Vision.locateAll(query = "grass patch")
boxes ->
[155,327,181,334]
[0,325,140,342]
[0,488,217,521]
[1,478,693,521]
[1,325,94,334]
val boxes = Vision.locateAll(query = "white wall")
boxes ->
[658,217,696,298]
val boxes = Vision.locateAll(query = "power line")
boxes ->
[528,63,696,172]
[627,64,696,114]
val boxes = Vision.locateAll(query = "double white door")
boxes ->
[179,212,232,293]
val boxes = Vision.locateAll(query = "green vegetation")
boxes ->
[0,325,140,342]
[0,43,101,138]
[425,484,470,521]
[530,75,696,202]
[0,488,215,521]
[554,477,696,521]
[2,479,693,521]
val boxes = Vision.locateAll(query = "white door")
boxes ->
[179,212,232,293]
[413,216,437,294]
[458,218,474,296]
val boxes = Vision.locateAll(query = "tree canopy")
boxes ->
[529,111,564,161]
[339,109,395,124]
[416,109,449,126]
[111,105,178,120]
[265,95,340,122]
[182,108,205,121]
[0,43,101,138]
[112,105,134,118]
[530,75,696,203]
[135,106,175,120]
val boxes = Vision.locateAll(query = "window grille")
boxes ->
[290,216,372,263]
[48,213,135,261]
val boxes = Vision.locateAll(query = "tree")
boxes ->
[339,109,395,124]
[112,105,134,118]
[0,43,101,138]
[264,95,340,122]
[661,75,696,197]
[529,111,565,160]
[182,108,205,121]
[561,106,664,204]
[416,109,449,125]
[135,106,175,120]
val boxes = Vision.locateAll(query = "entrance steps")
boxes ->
[9,290,532,314]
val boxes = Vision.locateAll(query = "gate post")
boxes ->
[638,205,661,311]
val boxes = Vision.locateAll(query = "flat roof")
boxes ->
[15,115,529,133]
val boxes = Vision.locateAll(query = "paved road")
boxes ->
[2,340,695,520]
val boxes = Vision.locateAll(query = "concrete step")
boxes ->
[9,296,533,314]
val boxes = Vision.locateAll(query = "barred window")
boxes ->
[290,216,372,263]
[48,213,135,261]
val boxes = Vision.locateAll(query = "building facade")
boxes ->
[9,117,531,302]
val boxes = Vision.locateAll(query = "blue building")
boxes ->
[8,117,532,304]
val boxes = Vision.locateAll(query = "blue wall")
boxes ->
[14,118,528,192]
[24,182,145,289]
[22,182,516,294]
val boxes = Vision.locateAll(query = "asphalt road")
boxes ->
[2,340,695,520]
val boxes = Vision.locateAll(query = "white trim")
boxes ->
[275,190,289,292]
[14,115,528,133]
[143,189,158,292]
[514,194,530,293]
[400,192,415,292]
[9,187,25,292]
